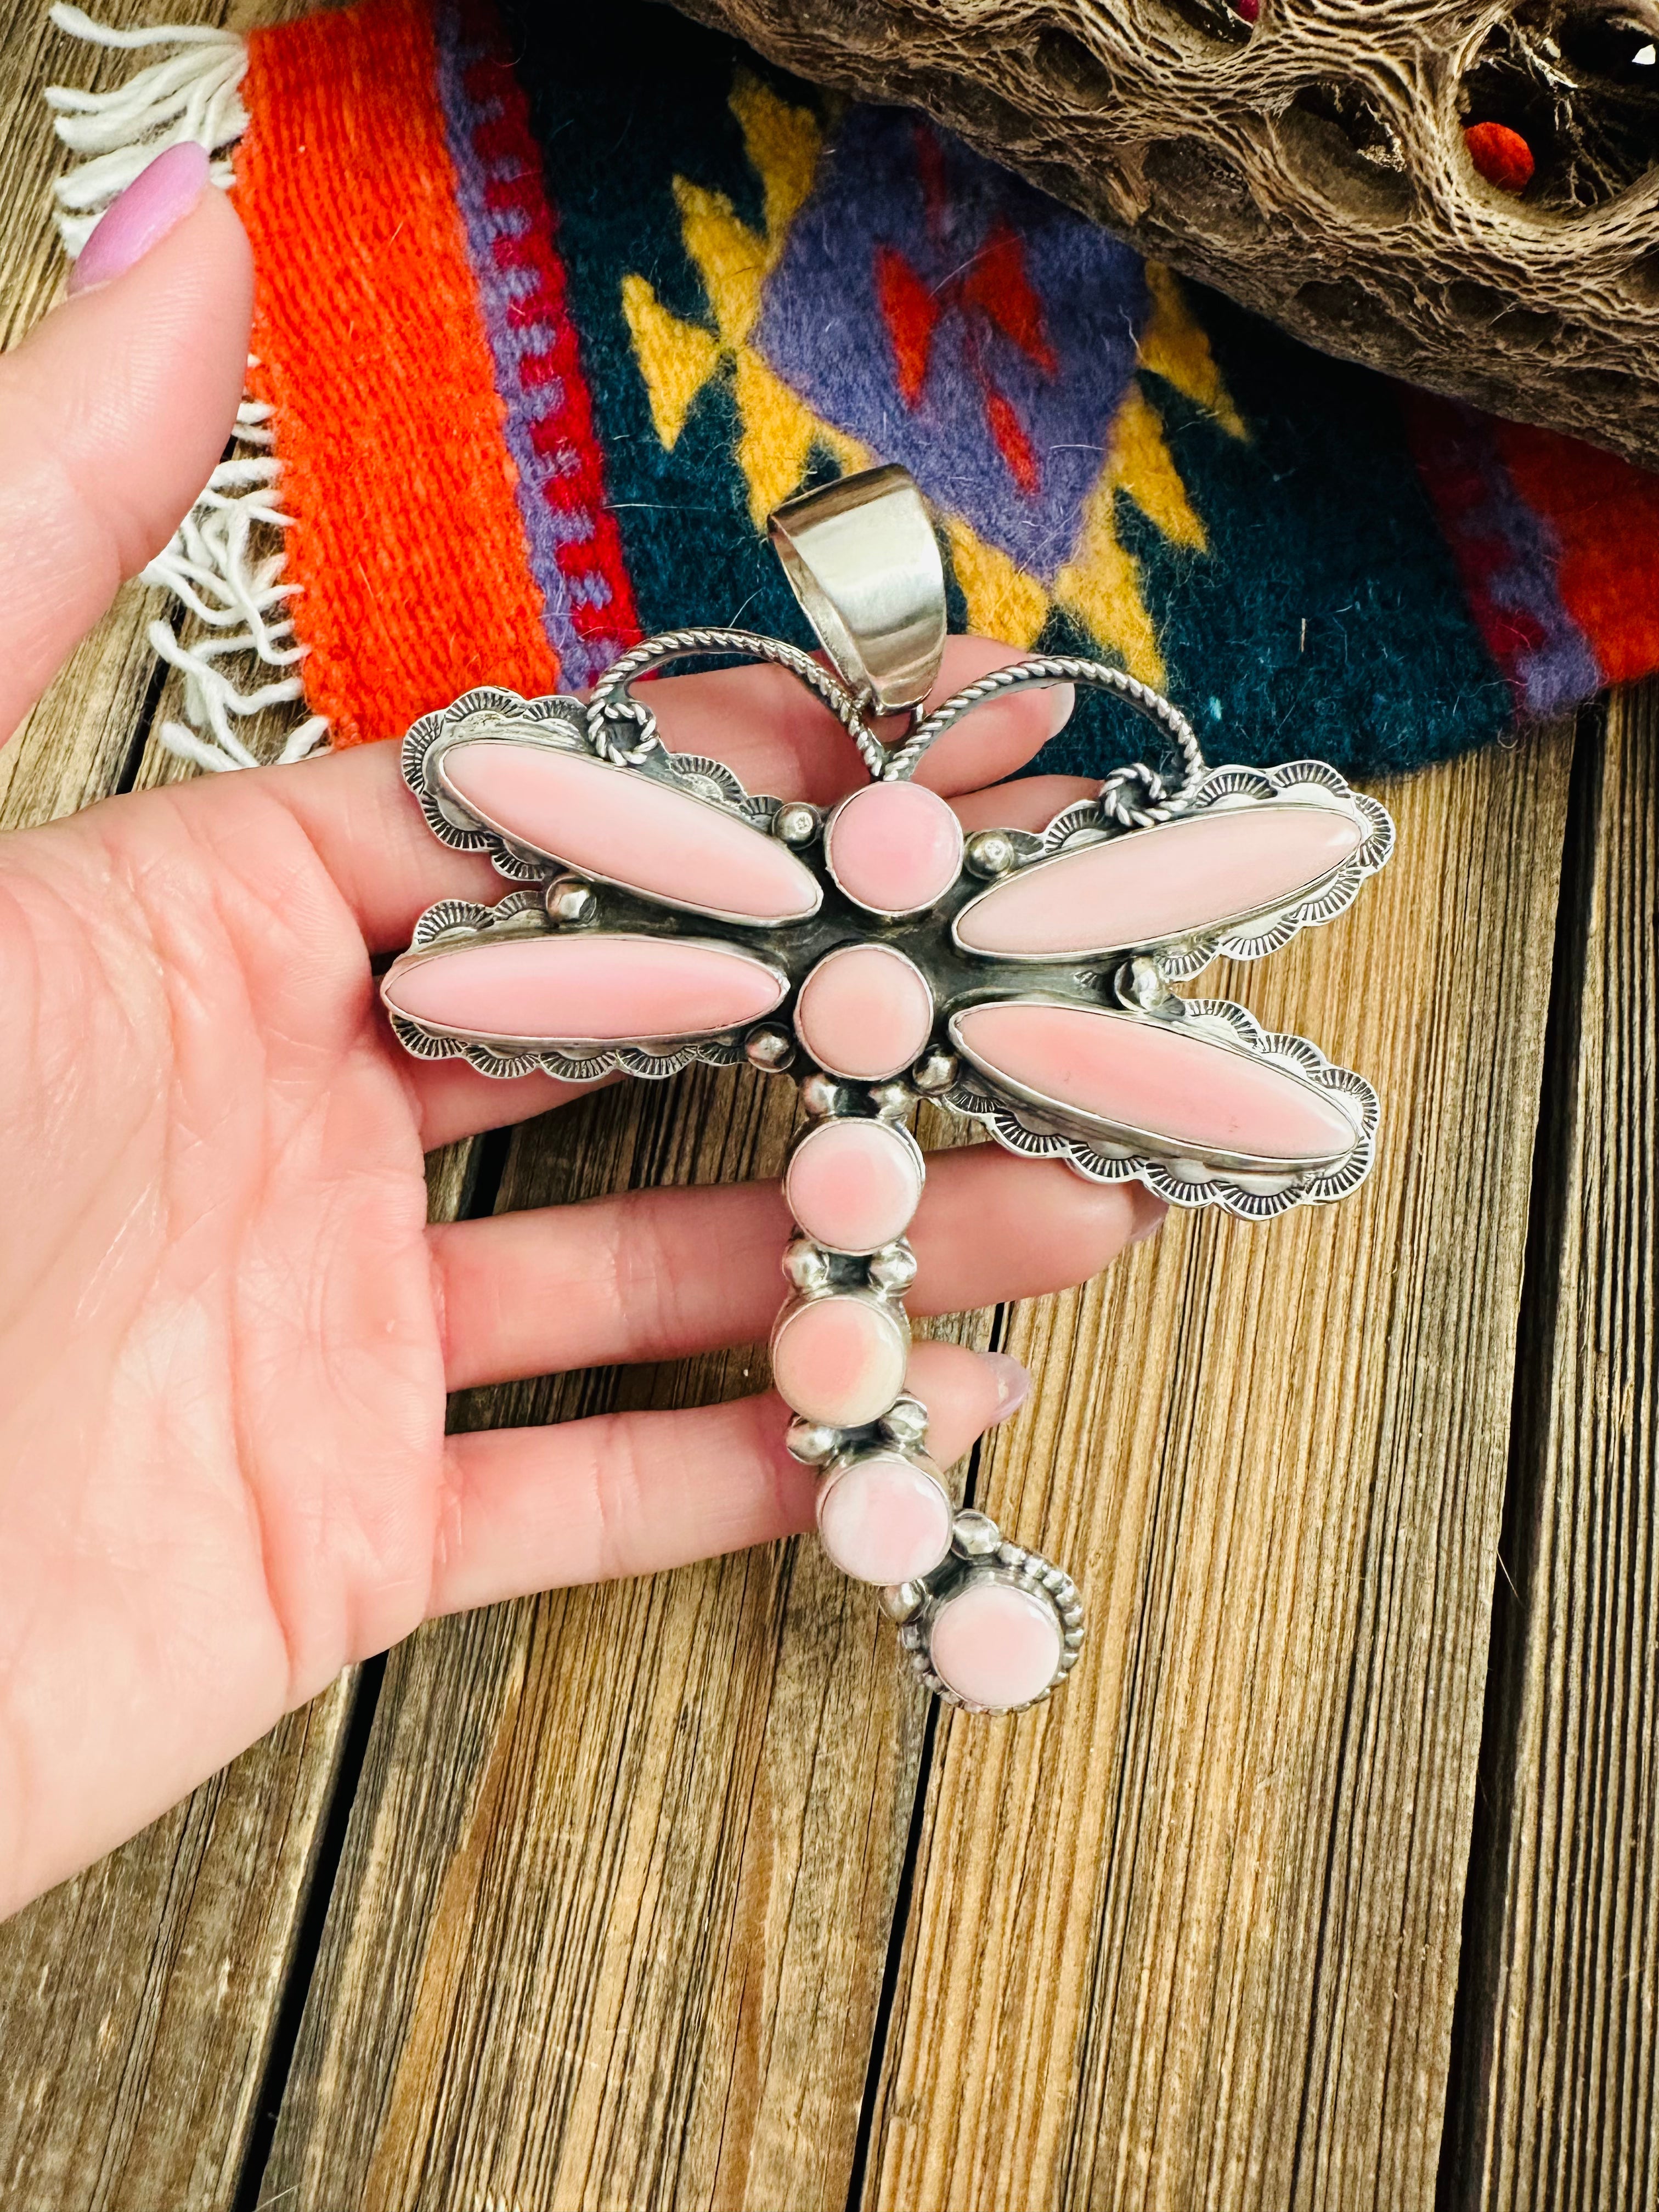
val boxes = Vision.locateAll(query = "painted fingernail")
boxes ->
[983,1351,1032,1424]
[69,143,211,297]
[1128,1197,1169,1248]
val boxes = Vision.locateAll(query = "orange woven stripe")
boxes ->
[1493,419,1659,690]
[236,0,559,746]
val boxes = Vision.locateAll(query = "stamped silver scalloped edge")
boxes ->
[1031,759,1394,981]
[399,685,787,883]
[936,998,1380,1221]
[387,891,750,1081]
[898,1542,1085,1713]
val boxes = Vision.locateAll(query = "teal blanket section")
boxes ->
[1036,301,1514,782]
[506,0,1510,786]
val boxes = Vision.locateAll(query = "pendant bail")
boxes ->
[769,465,947,717]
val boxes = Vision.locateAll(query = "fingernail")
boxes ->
[1128,1197,1169,1248]
[983,1351,1031,1424]
[69,143,211,297]
[1043,681,1076,740]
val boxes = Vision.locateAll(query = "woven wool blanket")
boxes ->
[49,0,1659,783]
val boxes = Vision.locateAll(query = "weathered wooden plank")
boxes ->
[257,729,1571,2211]
[0,1686,358,2210]
[259,1066,989,2212]
[1441,687,1659,2211]
[861,732,1573,2211]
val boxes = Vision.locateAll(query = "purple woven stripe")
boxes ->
[433,0,616,689]
[757,108,1150,584]
[1442,403,1598,718]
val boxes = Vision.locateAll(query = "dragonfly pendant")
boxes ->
[383,468,1393,1715]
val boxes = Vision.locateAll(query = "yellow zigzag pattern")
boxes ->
[619,76,1247,686]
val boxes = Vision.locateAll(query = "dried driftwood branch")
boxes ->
[668,0,1659,466]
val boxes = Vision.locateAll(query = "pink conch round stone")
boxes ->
[384,935,786,1043]
[817,1455,953,1584]
[772,1293,909,1428]
[953,800,1367,958]
[794,944,934,1081]
[951,1001,1360,1167]
[785,1118,923,1254]
[826,781,963,915]
[928,1579,1063,1711]
[437,738,821,924]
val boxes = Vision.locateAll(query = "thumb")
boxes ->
[0,144,254,743]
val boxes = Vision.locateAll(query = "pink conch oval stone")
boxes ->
[951,1001,1360,1167]
[928,1578,1062,1711]
[794,944,935,1081]
[437,738,821,925]
[785,1118,923,1254]
[772,1293,909,1428]
[817,1455,953,1584]
[826,781,964,915]
[953,801,1368,958]
[383,934,787,1043]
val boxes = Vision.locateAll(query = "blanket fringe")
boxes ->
[46,5,326,771]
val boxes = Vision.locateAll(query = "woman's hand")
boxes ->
[0,156,1160,1917]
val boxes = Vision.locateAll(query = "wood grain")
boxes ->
[860,734,1573,2212]
[0,1686,357,2211]
[1442,687,1659,2209]
[257,731,1571,2211]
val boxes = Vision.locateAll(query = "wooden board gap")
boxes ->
[231,1652,390,2212]
[1435,707,1599,2209]
[845,1694,944,2212]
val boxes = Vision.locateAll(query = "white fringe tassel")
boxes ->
[46,6,328,771]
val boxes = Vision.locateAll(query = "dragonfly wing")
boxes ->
[953,766,1392,970]
[405,690,821,926]
[383,904,789,1079]
[947,996,1375,1195]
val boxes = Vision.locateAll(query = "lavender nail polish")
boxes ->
[984,1351,1032,1425]
[69,142,210,297]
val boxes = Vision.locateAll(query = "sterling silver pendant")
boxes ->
[385,465,1393,1714]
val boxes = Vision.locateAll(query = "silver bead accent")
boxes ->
[1120,952,1175,1012]
[544,874,597,925]
[880,1579,926,1623]
[799,1072,847,1119]
[911,1046,960,1096]
[868,1077,913,1119]
[782,1238,833,1294]
[964,828,1018,879]
[786,1417,842,1465]
[879,1394,929,1448]
[745,1025,796,1073]
[951,1509,1002,1558]
[867,1240,917,1295]
[774,800,821,847]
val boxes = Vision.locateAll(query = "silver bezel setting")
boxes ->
[899,1528,1086,1714]
[820,784,966,921]
[383,895,787,1082]
[939,998,1379,1220]
[402,684,810,911]
[952,759,1393,978]
[815,1444,955,1586]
